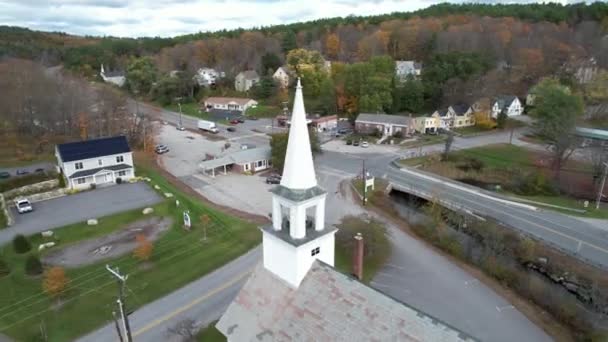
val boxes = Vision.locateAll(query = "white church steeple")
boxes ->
[280,79,317,190]
[261,78,337,288]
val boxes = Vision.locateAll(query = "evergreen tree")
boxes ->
[281,30,297,53]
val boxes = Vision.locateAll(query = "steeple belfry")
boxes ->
[280,78,317,190]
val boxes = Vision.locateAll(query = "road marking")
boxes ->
[496,305,515,312]
[464,279,479,286]
[389,168,608,259]
[385,263,407,271]
[132,269,252,337]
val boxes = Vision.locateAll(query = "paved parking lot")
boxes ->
[0,182,162,245]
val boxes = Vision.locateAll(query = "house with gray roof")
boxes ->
[235,70,260,92]
[355,113,412,136]
[100,64,125,87]
[491,96,523,118]
[199,146,271,176]
[395,60,422,81]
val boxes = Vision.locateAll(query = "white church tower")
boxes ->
[262,78,337,288]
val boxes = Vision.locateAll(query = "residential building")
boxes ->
[216,78,474,342]
[311,115,338,132]
[272,66,290,88]
[395,60,422,80]
[199,147,271,177]
[449,103,475,128]
[355,113,412,136]
[431,108,454,130]
[203,97,258,112]
[235,70,260,91]
[193,67,224,87]
[491,96,523,118]
[99,64,125,87]
[55,136,134,190]
[412,115,440,134]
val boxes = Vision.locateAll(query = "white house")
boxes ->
[215,79,474,342]
[203,97,258,112]
[235,70,260,92]
[100,64,126,87]
[492,96,523,118]
[55,136,134,190]
[194,67,224,87]
[355,113,412,136]
[395,60,422,80]
[272,67,290,88]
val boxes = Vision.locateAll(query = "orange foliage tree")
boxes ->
[133,234,153,262]
[325,33,340,60]
[43,266,69,298]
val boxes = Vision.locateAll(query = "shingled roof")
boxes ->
[216,261,476,341]
[57,136,131,162]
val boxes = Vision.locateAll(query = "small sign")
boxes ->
[183,211,191,229]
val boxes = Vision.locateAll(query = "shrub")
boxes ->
[12,234,31,254]
[509,172,557,196]
[90,183,96,190]
[57,171,66,188]
[0,258,10,277]
[393,130,404,139]
[372,128,383,138]
[25,255,43,276]
[116,177,123,184]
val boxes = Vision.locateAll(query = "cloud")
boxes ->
[0,0,570,38]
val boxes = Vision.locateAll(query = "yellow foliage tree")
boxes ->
[474,111,496,129]
[43,266,69,298]
[133,234,153,262]
[325,33,340,60]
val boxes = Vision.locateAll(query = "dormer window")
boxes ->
[75,162,83,170]
[311,247,320,256]
[116,155,124,163]
[98,159,103,166]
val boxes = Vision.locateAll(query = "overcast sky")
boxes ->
[0,0,578,38]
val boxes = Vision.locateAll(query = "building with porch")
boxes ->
[215,79,474,341]
[355,113,412,136]
[199,147,271,177]
[55,136,134,190]
[203,97,258,113]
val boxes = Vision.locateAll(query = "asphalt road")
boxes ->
[1,182,162,246]
[387,164,608,270]
[77,247,260,342]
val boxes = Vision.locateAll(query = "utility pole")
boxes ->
[596,162,608,210]
[362,159,367,205]
[112,311,124,342]
[509,127,514,145]
[176,97,183,129]
[106,265,133,342]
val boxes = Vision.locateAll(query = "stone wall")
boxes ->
[0,193,14,227]
[4,179,59,200]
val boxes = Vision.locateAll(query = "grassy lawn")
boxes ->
[334,215,390,284]
[244,104,281,118]
[400,134,446,148]
[452,125,494,136]
[512,194,608,219]
[165,102,211,120]
[454,143,533,169]
[0,163,261,341]
[196,321,225,341]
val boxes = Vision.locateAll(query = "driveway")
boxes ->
[1,182,162,245]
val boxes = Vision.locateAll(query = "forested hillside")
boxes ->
[1,2,608,116]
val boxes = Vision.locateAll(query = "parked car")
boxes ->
[16,169,29,176]
[338,128,351,135]
[346,140,352,145]
[229,119,240,125]
[155,144,169,154]
[353,140,360,146]
[266,174,282,184]
[15,198,33,214]
[0,171,10,179]
[227,127,236,132]
[237,117,245,123]
[361,141,369,148]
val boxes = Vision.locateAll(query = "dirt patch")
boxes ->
[43,217,173,268]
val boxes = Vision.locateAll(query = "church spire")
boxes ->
[280,78,317,190]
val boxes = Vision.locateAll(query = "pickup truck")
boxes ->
[15,198,33,214]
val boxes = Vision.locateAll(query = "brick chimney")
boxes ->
[352,233,364,280]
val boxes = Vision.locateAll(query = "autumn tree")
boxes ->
[261,52,282,75]
[43,267,69,299]
[325,33,340,60]
[282,30,297,53]
[126,57,158,95]
[530,78,584,175]
[583,70,608,104]
[133,234,153,262]
[286,48,325,75]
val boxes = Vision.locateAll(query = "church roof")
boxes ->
[280,79,318,190]
[216,261,476,341]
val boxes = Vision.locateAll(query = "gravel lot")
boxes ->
[1,182,162,245]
